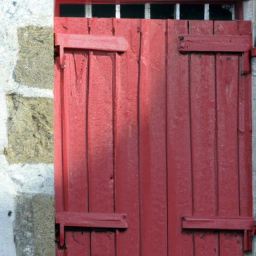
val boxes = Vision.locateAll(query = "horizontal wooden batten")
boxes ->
[183,216,254,231]
[183,216,254,251]
[55,33,128,67]
[179,35,252,52]
[55,33,128,52]
[56,212,128,228]
[56,212,128,247]
[179,34,252,74]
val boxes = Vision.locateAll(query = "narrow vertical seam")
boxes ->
[137,21,142,256]
[237,56,241,216]
[165,19,169,256]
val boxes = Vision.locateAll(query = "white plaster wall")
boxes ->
[0,0,54,255]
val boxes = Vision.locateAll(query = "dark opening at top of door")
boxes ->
[59,3,234,20]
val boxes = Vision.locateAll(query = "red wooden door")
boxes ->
[54,18,253,256]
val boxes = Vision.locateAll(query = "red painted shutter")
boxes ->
[54,18,253,256]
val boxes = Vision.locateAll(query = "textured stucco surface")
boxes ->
[0,0,54,255]
[14,26,54,89]
[5,95,53,164]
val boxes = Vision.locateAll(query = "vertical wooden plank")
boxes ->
[238,20,252,221]
[114,19,140,256]
[88,18,115,256]
[62,51,90,256]
[215,21,243,255]
[139,19,167,256]
[54,57,64,214]
[167,20,193,256]
[189,20,219,256]
[65,51,88,212]
[216,55,243,255]
[88,52,115,256]
[54,17,91,255]
[238,22,252,218]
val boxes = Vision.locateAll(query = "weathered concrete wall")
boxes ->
[0,0,54,255]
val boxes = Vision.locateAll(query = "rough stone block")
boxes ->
[5,95,53,164]
[14,193,55,256]
[14,26,54,89]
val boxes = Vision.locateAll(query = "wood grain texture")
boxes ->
[62,51,90,255]
[238,21,252,219]
[88,52,115,256]
[114,19,140,256]
[54,18,253,256]
[54,56,64,214]
[215,21,243,256]
[189,20,219,256]
[88,18,115,256]
[54,18,88,34]
[139,19,167,256]
[167,19,193,256]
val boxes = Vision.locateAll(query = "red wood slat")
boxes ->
[215,21,243,255]
[189,20,219,256]
[214,21,238,36]
[55,18,91,255]
[183,216,254,230]
[54,18,89,34]
[238,21,252,218]
[65,51,88,212]
[139,19,167,256]
[179,35,251,52]
[238,20,252,219]
[88,50,115,256]
[62,51,90,256]
[238,21,251,36]
[88,18,115,256]
[62,53,71,212]
[114,19,140,256]
[55,33,129,52]
[238,55,252,217]
[54,58,64,214]
[56,212,128,228]
[167,20,193,256]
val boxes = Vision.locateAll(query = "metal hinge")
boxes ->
[179,35,252,75]
[55,212,128,248]
[54,33,129,68]
[182,216,254,252]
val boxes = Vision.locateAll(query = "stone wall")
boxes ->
[0,0,54,255]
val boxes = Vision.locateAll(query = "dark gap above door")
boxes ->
[209,5,233,20]
[92,4,115,18]
[150,4,174,19]
[60,4,85,17]
[121,4,144,18]
[180,4,204,20]
[59,3,234,21]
